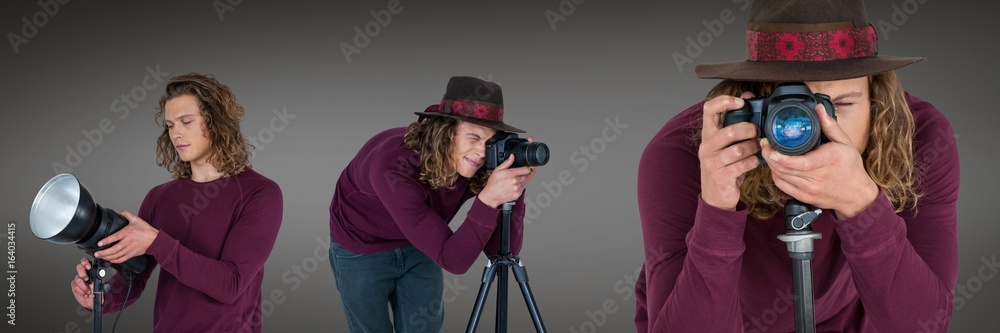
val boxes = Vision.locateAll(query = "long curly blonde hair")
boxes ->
[700,72,921,220]
[155,73,253,179]
[403,117,489,193]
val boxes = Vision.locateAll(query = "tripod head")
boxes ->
[784,199,822,232]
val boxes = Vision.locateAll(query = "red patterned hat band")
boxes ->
[426,98,505,122]
[746,21,878,62]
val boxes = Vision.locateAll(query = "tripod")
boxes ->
[466,201,547,333]
[776,199,823,333]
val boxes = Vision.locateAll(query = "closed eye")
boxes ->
[831,91,863,111]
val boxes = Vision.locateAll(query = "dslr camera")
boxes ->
[485,132,550,171]
[722,82,837,158]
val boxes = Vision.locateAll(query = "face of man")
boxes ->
[451,120,497,178]
[164,94,212,165]
[806,77,872,153]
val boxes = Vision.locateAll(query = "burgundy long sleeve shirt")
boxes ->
[101,168,283,333]
[329,127,524,275]
[635,94,960,332]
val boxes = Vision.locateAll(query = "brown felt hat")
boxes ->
[695,0,924,82]
[414,76,525,133]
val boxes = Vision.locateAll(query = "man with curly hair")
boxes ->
[634,0,960,332]
[328,76,539,333]
[69,73,283,332]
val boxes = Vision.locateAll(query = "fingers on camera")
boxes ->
[718,142,743,166]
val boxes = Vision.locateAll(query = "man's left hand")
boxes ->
[94,210,159,263]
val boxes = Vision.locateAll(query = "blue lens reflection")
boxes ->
[771,108,813,149]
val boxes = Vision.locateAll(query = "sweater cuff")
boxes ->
[145,230,178,263]
[468,196,502,227]
[687,196,749,253]
[832,188,904,256]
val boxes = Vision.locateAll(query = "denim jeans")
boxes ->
[329,239,445,333]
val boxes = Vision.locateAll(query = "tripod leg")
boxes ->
[466,261,500,333]
[511,261,547,333]
[791,256,816,333]
[496,264,508,333]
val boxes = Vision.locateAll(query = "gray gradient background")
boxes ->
[1,0,996,332]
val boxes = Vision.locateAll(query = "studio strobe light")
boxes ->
[29,173,149,333]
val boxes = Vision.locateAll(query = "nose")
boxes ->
[170,126,182,141]
[475,142,486,158]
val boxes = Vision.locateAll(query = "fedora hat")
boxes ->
[414,76,525,133]
[695,0,924,82]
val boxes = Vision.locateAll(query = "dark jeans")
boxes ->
[329,239,444,333]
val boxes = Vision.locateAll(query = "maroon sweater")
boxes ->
[101,168,283,333]
[634,94,960,332]
[329,127,525,275]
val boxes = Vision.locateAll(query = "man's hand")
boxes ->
[94,211,159,263]
[699,93,761,211]
[762,102,879,219]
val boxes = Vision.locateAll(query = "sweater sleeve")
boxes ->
[143,179,284,304]
[831,98,959,332]
[100,188,160,314]
[636,106,750,332]
[370,157,503,275]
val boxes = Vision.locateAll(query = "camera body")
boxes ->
[722,82,837,158]
[485,132,550,171]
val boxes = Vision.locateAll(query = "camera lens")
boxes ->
[511,142,550,167]
[769,106,816,154]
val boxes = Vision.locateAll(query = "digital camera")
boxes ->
[485,132,550,170]
[722,82,837,158]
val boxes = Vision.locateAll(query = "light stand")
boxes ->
[89,258,110,332]
[29,173,149,333]
[466,201,547,333]
[776,199,822,333]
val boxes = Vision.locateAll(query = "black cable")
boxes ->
[111,271,134,333]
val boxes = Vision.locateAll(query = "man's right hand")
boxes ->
[698,93,761,211]
[70,258,103,311]
[478,155,535,208]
